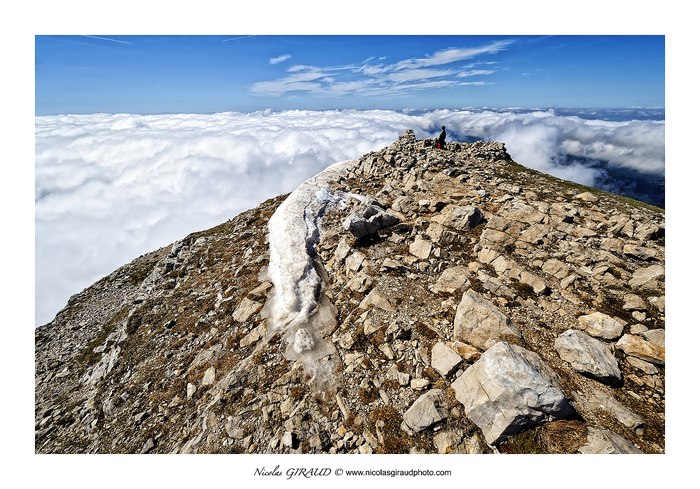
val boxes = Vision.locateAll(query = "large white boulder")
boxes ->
[451,342,573,445]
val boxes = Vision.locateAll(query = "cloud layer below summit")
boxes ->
[35,108,664,326]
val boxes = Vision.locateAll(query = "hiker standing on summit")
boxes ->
[438,126,446,149]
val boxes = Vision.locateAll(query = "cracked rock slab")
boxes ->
[451,342,574,445]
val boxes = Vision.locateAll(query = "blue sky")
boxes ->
[35,35,664,115]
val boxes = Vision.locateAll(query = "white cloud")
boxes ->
[270,54,291,64]
[251,41,511,98]
[35,109,664,327]
[456,69,495,77]
[390,42,512,71]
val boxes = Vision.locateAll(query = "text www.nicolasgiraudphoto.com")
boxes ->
[254,466,452,479]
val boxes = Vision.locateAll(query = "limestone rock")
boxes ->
[578,427,643,454]
[334,237,352,263]
[576,312,624,340]
[554,329,622,385]
[403,389,448,432]
[446,340,480,362]
[202,366,216,386]
[453,290,521,350]
[451,342,574,445]
[346,271,374,293]
[575,191,598,202]
[431,342,463,377]
[232,298,263,322]
[345,251,366,277]
[409,236,433,260]
[429,266,470,294]
[623,294,646,311]
[623,244,658,261]
[642,329,665,348]
[541,259,571,279]
[616,334,665,365]
[359,288,396,312]
[629,264,664,288]
[432,205,483,231]
[343,213,378,239]
[588,389,646,435]
[499,200,545,225]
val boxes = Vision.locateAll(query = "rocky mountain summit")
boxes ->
[35,130,665,454]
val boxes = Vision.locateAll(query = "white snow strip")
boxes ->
[262,159,358,395]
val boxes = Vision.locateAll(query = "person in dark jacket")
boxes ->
[438,126,446,149]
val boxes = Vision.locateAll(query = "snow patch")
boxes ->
[261,159,358,397]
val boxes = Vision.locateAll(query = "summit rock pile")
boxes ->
[35,130,665,454]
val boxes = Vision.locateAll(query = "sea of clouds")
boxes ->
[35,108,665,327]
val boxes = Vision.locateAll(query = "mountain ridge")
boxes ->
[35,130,665,454]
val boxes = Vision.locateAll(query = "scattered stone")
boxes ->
[578,427,643,454]
[432,205,483,231]
[541,259,571,279]
[576,312,624,340]
[554,329,622,385]
[359,288,396,312]
[345,251,366,276]
[623,244,658,261]
[629,264,664,288]
[446,341,480,362]
[575,192,598,202]
[35,131,665,456]
[202,367,216,386]
[232,298,263,322]
[616,334,665,365]
[642,329,665,348]
[403,389,448,432]
[409,236,433,260]
[587,389,646,435]
[626,356,659,375]
[433,430,461,454]
[387,364,410,386]
[429,266,470,294]
[410,378,431,391]
[431,342,463,377]
[453,290,521,350]
[623,294,647,311]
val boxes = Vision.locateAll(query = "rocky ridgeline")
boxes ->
[35,130,665,454]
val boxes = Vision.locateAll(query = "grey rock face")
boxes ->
[451,342,574,445]
[554,329,622,385]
